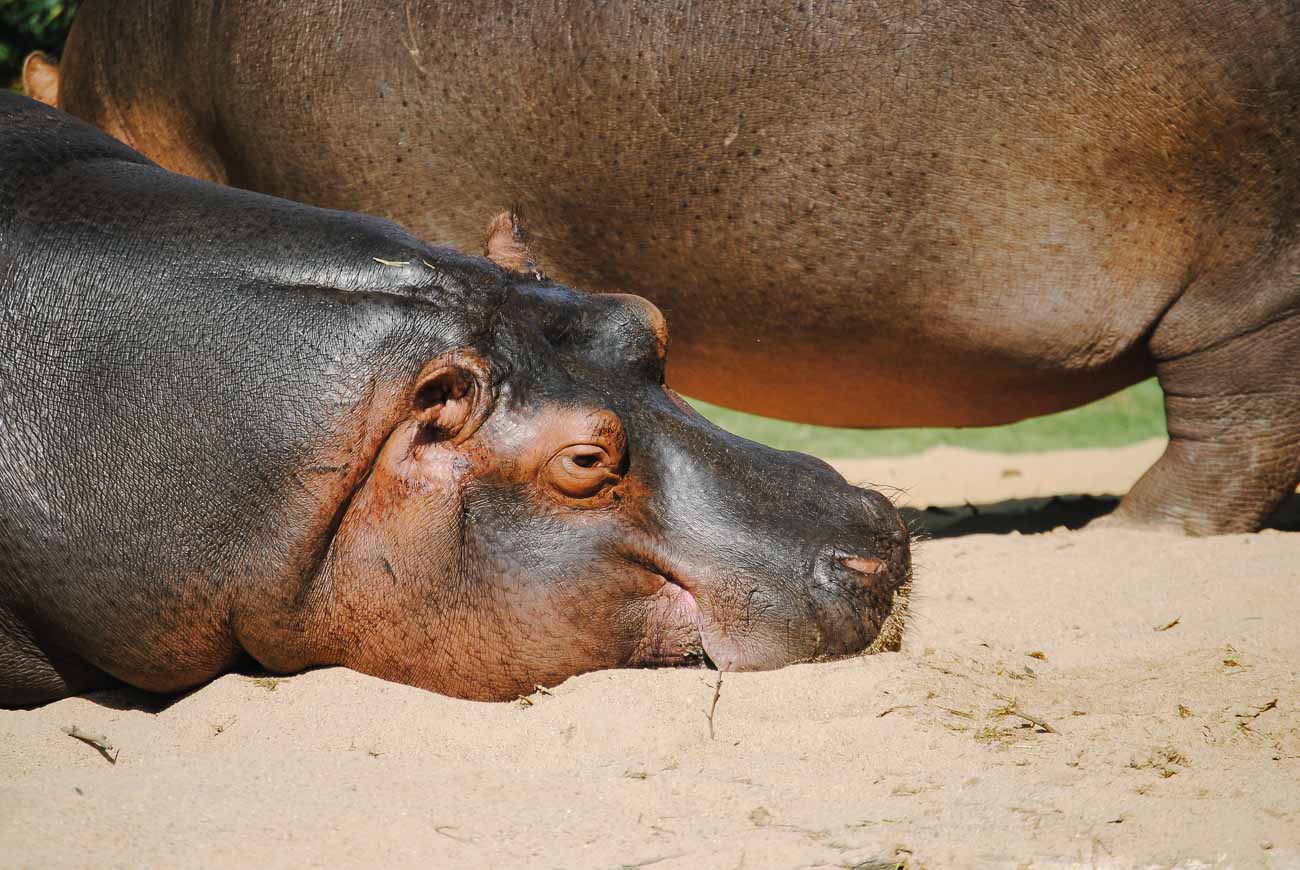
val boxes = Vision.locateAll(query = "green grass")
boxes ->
[689,378,1166,458]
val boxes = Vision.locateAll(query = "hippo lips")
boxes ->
[629,568,711,669]
[628,561,769,673]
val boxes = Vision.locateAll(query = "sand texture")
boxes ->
[2,439,1298,869]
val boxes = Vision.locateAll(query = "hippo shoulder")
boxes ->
[0,91,151,194]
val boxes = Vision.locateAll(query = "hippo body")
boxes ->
[34,0,1300,535]
[0,93,908,708]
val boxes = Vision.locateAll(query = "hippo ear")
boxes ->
[410,356,494,445]
[484,207,546,280]
[22,52,60,107]
[411,365,477,442]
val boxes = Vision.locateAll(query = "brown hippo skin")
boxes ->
[30,0,1300,535]
[0,92,909,708]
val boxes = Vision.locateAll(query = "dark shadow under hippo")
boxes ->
[29,0,1300,534]
[0,93,909,708]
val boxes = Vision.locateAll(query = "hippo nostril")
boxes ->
[841,555,886,577]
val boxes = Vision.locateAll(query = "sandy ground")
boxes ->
[2,438,1298,869]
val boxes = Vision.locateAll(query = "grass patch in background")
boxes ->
[689,378,1166,458]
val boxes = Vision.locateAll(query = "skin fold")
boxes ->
[30,0,1300,534]
[0,93,909,708]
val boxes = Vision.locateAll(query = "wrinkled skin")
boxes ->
[31,0,1300,534]
[0,94,908,708]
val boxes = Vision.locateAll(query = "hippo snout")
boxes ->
[669,477,912,674]
[796,489,910,657]
[856,487,912,585]
[861,487,909,542]
[819,490,909,580]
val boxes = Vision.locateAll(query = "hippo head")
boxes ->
[318,216,910,701]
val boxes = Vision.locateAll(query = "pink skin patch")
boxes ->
[841,556,885,577]
[633,579,706,667]
[635,573,797,674]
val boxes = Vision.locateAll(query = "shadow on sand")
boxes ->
[903,493,1300,538]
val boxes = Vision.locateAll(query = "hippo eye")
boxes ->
[545,444,621,500]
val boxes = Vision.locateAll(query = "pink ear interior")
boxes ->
[23,52,61,107]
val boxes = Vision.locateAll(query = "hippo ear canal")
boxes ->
[410,359,490,444]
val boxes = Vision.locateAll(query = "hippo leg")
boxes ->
[1111,276,1300,534]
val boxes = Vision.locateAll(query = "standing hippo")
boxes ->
[0,93,909,708]
[27,0,1300,535]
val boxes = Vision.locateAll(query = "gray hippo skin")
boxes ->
[0,93,909,708]
[29,0,1300,535]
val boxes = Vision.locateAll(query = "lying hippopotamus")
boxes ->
[26,0,1300,535]
[0,93,909,708]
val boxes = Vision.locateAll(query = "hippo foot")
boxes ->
[1116,302,1300,536]
[1081,510,1184,535]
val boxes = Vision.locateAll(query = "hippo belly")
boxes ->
[38,0,1300,533]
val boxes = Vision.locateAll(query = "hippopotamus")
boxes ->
[26,0,1300,536]
[0,92,909,709]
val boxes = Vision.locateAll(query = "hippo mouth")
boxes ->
[627,558,773,673]
[625,560,711,669]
